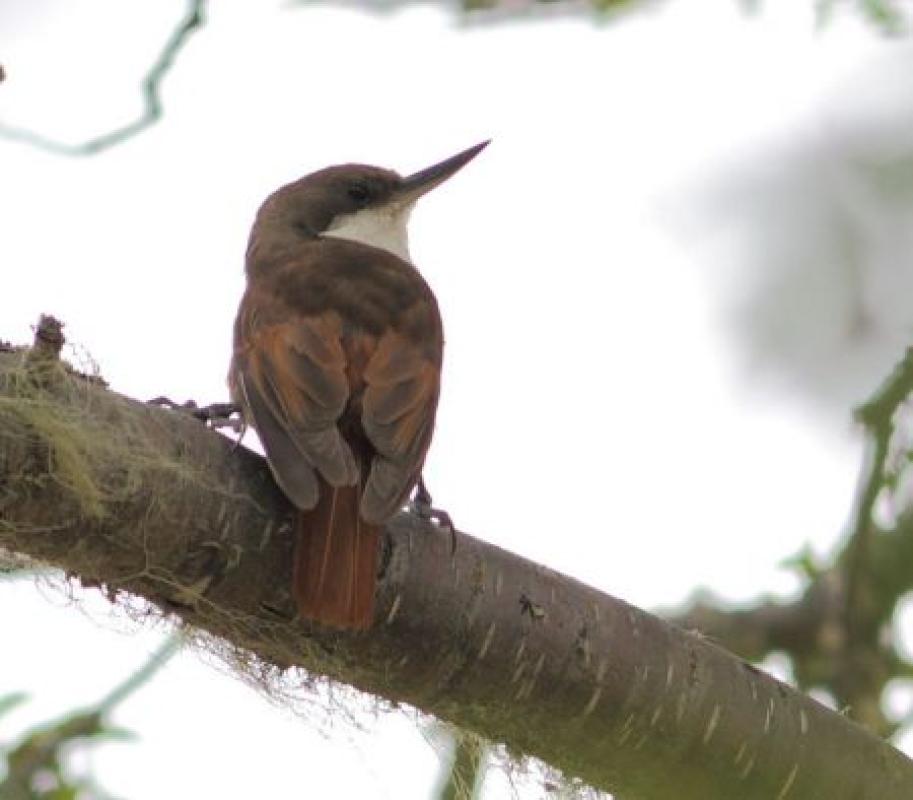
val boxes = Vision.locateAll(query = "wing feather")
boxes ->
[233,311,358,508]
[360,331,440,523]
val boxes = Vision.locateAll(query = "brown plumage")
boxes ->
[229,143,486,629]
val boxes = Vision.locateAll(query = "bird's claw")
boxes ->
[148,395,193,412]
[410,476,457,554]
[147,397,246,445]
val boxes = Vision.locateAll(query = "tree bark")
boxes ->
[1,350,911,799]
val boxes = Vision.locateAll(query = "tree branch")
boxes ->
[1,347,911,799]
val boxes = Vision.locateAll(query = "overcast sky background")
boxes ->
[3,0,913,797]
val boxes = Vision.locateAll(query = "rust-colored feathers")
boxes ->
[230,241,442,630]
[293,483,379,630]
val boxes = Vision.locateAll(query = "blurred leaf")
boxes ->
[862,153,913,204]
[815,0,837,28]
[88,724,137,744]
[780,544,824,581]
[591,0,640,11]
[814,0,910,31]
[43,787,79,800]
[862,0,905,33]
[0,692,29,719]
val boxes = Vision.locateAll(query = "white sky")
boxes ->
[2,1,911,797]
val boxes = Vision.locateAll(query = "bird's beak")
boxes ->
[396,140,490,205]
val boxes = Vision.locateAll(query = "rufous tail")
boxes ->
[292,483,379,630]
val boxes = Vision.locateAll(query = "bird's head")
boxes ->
[248,141,489,268]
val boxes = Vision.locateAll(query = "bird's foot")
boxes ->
[192,401,245,432]
[148,397,246,444]
[410,476,457,554]
[148,395,194,412]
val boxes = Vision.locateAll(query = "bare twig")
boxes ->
[0,0,206,156]
[95,631,184,713]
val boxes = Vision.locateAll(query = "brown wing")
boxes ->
[231,302,358,510]
[360,330,440,524]
[233,237,443,518]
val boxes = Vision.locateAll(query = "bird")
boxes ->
[229,141,488,630]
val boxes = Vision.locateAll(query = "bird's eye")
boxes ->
[348,184,370,203]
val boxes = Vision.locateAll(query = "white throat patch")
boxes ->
[323,202,415,263]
